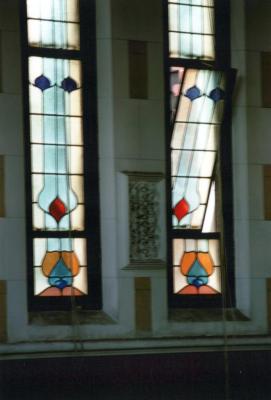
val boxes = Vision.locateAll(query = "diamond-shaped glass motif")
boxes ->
[34,75,51,91]
[49,197,67,222]
[185,85,201,101]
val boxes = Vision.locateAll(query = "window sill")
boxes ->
[169,308,249,323]
[29,311,116,326]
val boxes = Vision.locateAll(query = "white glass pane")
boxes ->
[208,267,221,292]
[73,238,87,265]
[70,175,84,203]
[68,89,82,116]
[27,0,41,18]
[171,123,185,149]
[203,7,214,34]
[69,117,83,145]
[28,20,41,46]
[33,238,47,265]
[73,267,88,294]
[67,23,80,49]
[67,0,80,22]
[169,32,179,58]
[169,4,179,31]
[190,204,205,228]
[198,178,210,203]
[32,174,43,202]
[71,204,84,230]
[68,145,83,174]
[202,182,216,232]
[191,6,202,34]
[31,144,44,173]
[173,238,185,265]
[33,203,44,230]
[209,239,220,265]
[173,266,187,293]
[34,267,49,295]
[200,151,216,177]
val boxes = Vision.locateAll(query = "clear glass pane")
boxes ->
[27,0,80,21]
[71,204,84,230]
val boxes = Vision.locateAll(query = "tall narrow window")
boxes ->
[21,0,101,310]
[165,0,235,307]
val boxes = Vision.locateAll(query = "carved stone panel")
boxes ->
[125,172,165,269]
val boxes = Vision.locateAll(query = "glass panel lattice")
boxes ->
[29,56,84,232]
[27,0,80,49]
[171,68,225,231]
[168,0,215,60]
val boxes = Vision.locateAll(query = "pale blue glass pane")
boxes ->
[185,178,200,209]
[58,175,77,209]
[182,124,197,149]
[57,117,66,143]
[43,57,55,81]
[180,5,190,32]
[57,88,65,115]
[54,0,66,20]
[191,6,202,34]
[41,21,53,47]
[192,34,202,58]
[43,89,62,115]
[43,116,66,144]
[197,99,215,123]
[48,238,61,251]
[54,22,66,48]
[176,150,191,176]
[59,146,67,173]
[189,151,205,176]
[180,33,191,57]
[44,145,57,173]
[58,214,70,230]
[188,97,205,121]
[45,212,58,230]
[61,238,73,251]
[43,116,56,143]
[194,124,210,149]
[38,175,57,211]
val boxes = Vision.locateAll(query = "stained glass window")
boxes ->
[23,1,101,309]
[166,0,234,306]
[168,0,215,60]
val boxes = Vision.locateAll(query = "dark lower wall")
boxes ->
[1,350,271,399]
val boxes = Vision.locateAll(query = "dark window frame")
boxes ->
[20,0,102,311]
[163,0,236,309]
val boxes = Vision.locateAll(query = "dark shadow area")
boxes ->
[1,350,271,399]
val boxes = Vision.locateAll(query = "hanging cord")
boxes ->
[63,53,84,353]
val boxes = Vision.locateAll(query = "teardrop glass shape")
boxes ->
[49,197,67,222]
[48,258,73,289]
